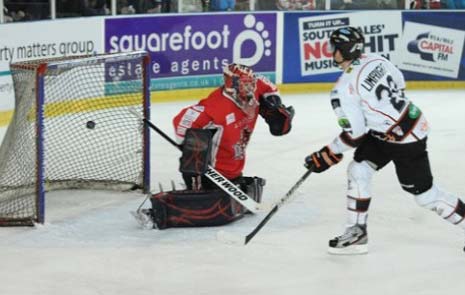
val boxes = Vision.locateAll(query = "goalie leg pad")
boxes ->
[150,189,247,229]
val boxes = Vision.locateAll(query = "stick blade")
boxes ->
[216,230,246,246]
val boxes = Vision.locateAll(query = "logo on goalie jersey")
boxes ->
[226,113,236,125]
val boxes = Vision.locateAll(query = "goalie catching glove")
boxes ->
[305,146,343,173]
[259,95,294,136]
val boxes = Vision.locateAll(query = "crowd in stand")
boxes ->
[3,0,464,22]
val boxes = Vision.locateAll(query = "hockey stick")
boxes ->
[129,108,262,213]
[217,167,313,245]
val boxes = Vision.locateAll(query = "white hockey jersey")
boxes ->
[328,53,430,154]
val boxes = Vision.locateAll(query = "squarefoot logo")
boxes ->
[105,13,276,77]
[407,32,454,62]
[233,15,273,66]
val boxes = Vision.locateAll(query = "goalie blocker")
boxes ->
[147,176,265,229]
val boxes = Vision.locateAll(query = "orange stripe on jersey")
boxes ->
[385,105,409,134]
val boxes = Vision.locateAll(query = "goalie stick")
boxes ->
[129,109,262,214]
[217,167,313,245]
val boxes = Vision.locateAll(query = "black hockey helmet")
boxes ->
[329,27,365,61]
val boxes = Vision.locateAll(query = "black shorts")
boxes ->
[354,133,433,195]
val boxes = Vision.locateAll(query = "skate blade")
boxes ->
[327,244,368,255]
[130,211,154,229]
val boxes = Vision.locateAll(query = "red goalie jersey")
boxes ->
[173,65,293,180]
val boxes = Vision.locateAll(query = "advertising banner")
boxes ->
[0,18,103,111]
[399,11,465,81]
[283,11,403,83]
[399,22,464,79]
[282,11,465,84]
[105,13,277,90]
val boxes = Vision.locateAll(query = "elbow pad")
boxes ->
[259,95,295,136]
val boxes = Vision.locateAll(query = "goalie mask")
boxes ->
[223,63,258,116]
[328,27,365,62]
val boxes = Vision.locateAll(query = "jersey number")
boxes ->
[375,75,407,113]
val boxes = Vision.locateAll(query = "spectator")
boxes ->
[332,0,398,9]
[331,0,367,9]
[277,0,317,10]
[57,0,81,17]
[57,0,111,17]
[3,7,13,22]
[118,0,136,14]
[161,0,171,12]
[446,0,465,8]
[210,0,236,11]
[377,0,399,8]
[409,0,422,7]
[410,0,444,8]
[5,0,48,21]
[256,0,277,10]
[82,0,109,16]
[201,0,210,11]
[3,6,24,22]
[142,0,162,13]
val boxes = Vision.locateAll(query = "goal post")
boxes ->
[0,51,151,225]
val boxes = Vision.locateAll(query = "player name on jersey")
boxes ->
[361,63,387,92]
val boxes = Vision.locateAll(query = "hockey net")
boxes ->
[0,52,151,225]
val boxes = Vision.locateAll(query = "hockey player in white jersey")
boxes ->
[304,26,465,255]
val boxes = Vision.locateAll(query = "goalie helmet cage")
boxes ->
[0,51,151,226]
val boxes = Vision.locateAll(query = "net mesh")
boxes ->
[0,52,149,225]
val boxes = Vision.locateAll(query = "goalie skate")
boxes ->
[131,209,155,229]
[328,224,368,255]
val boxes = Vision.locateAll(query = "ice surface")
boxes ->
[0,89,464,295]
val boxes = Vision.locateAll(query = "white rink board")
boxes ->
[0,18,103,110]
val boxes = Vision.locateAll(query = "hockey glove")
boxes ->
[305,146,343,173]
[259,95,294,136]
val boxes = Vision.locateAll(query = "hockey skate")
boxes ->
[131,209,155,229]
[328,224,368,255]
